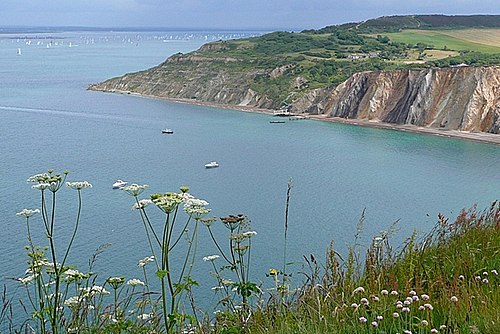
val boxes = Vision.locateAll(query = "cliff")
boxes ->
[90,64,500,134]
[316,66,500,133]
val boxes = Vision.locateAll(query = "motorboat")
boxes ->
[162,128,174,134]
[204,161,219,169]
[112,179,128,189]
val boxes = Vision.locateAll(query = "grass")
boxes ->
[382,29,500,53]
[240,202,500,334]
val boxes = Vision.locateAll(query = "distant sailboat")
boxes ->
[17,48,21,56]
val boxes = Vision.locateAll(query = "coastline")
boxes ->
[95,89,500,146]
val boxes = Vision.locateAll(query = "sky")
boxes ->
[1,0,499,30]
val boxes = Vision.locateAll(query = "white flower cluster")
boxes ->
[127,278,145,287]
[138,255,155,268]
[66,181,92,190]
[203,255,220,262]
[16,208,40,218]
[80,285,110,297]
[133,199,152,210]
[183,197,210,219]
[121,183,149,197]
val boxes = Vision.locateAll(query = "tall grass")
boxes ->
[4,170,499,333]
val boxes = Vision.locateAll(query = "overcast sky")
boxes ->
[1,1,498,30]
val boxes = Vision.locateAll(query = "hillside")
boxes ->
[89,15,500,137]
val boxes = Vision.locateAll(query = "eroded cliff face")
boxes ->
[90,64,500,134]
[319,67,500,133]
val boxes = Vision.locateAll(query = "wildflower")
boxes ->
[421,294,430,300]
[482,271,488,276]
[64,269,89,281]
[381,289,389,295]
[137,313,153,321]
[404,299,412,306]
[353,286,365,294]
[32,183,50,190]
[242,230,257,238]
[351,303,359,309]
[359,316,367,323]
[184,197,211,219]
[18,275,35,285]
[138,256,155,267]
[371,295,380,302]
[492,269,498,276]
[200,217,217,227]
[450,296,458,303]
[133,199,152,209]
[106,276,125,288]
[203,255,220,262]
[233,244,249,253]
[431,329,438,333]
[360,297,369,306]
[371,321,378,327]
[211,286,223,291]
[220,214,245,230]
[482,278,489,284]
[221,279,234,286]
[475,275,481,281]
[424,303,433,310]
[392,312,400,318]
[412,295,419,302]
[409,290,417,296]
[66,181,92,190]
[459,275,465,280]
[151,192,182,213]
[27,173,50,183]
[418,305,425,311]
[440,325,447,330]
[396,301,403,308]
[81,285,110,297]
[16,208,40,218]
[122,183,149,197]
[376,315,383,321]
[402,307,410,313]
[403,330,412,334]
[421,320,429,326]
[64,296,84,309]
[127,279,145,287]
[390,290,399,296]
[268,268,278,276]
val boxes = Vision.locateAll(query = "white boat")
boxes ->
[112,179,128,189]
[17,48,21,56]
[204,161,219,169]
[162,128,174,134]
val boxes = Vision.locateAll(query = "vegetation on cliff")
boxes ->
[91,15,500,112]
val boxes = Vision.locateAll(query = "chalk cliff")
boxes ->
[90,64,500,134]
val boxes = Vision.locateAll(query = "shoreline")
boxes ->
[94,89,500,146]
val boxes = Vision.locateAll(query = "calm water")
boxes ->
[1,29,499,311]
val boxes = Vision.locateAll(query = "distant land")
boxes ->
[90,15,500,143]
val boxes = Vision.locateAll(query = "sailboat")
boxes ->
[17,48,21,56]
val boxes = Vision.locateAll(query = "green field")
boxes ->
[383,29,500,53]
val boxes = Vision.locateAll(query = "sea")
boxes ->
[0,28,499,316]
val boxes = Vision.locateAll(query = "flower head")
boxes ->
[450,296,458,303]
[122,183,149,197]
[151,192,182,213]
[353,286,365,294]
[359,316,367,324]
[184,197,211,219]
[133,199,152,210]
[127,279,145,287]
[66,181,92,190]
[203,255,220,262]
[16,208,40,218]
[138,256,155,267]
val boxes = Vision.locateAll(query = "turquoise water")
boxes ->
[0,30,499,312]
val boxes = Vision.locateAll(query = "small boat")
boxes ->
[112,179,128,189]
[162,128,174,134]
[204,161,219,169]
[17,48,21,56]
[270,120,286,124]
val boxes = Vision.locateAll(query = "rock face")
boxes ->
[320,67,500,133]
[90,64,500,134]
